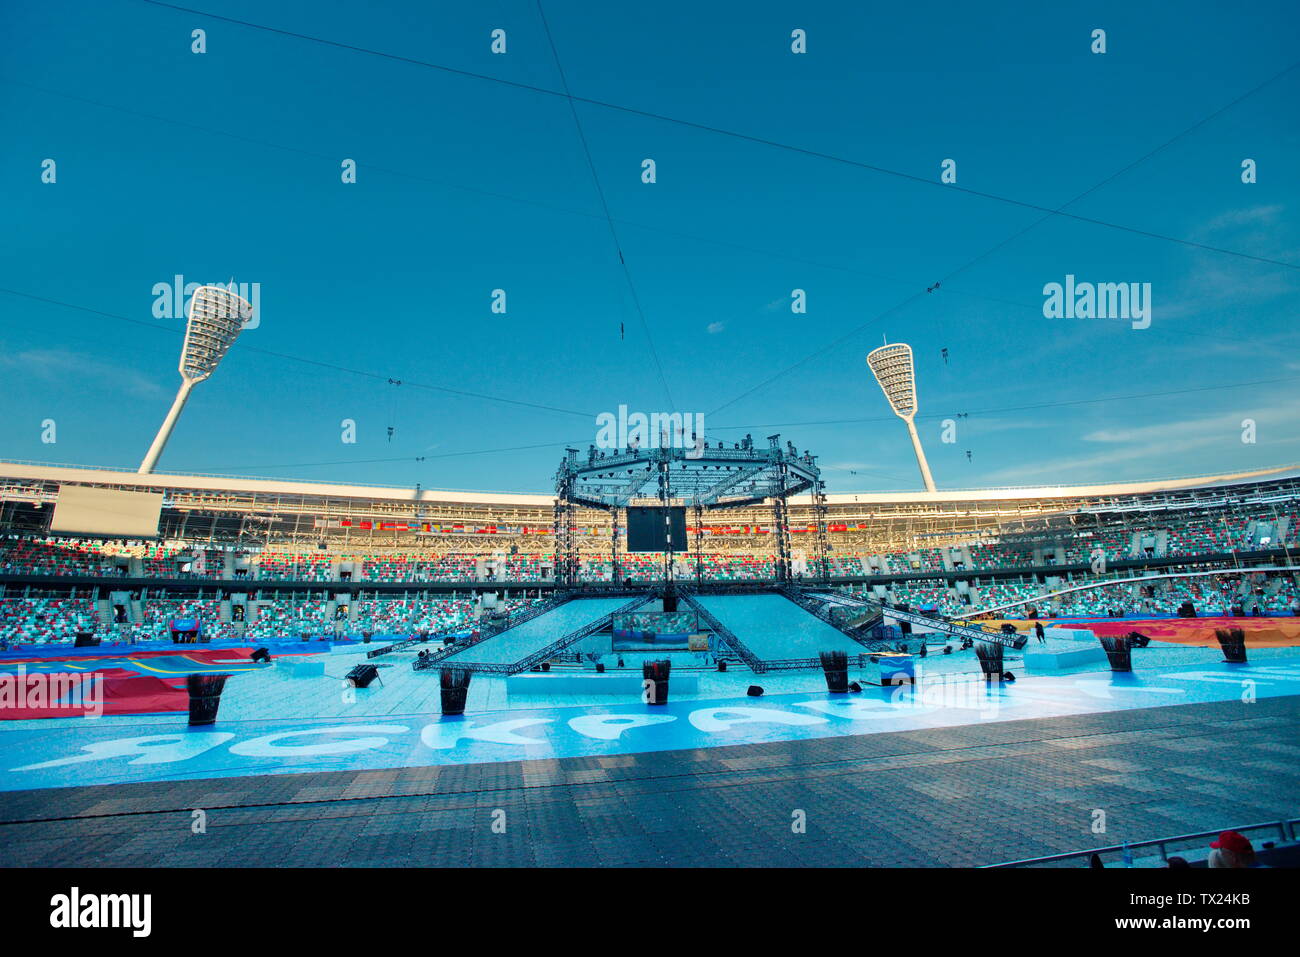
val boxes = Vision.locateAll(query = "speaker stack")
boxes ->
[345,664,381,688]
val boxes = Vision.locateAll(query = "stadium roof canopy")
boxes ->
[1,460,1298,550]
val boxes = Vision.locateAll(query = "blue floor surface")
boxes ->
[2,658,1297,792]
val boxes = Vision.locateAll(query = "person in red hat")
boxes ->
[1207,831,1257,868]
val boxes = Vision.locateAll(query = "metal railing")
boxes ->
[411,596,573,670]
[954,565,1300,619]
[478,591,574,639]
[985,818,1300,868]
[365,635,425,658]
[414,594,654,675]
[755,653,873,672]
[506,595,651,675]
[868,601,1025,649]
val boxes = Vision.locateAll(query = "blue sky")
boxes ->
[2,0,1298,494]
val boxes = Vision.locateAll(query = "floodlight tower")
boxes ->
[866,342,937,492]
[138,283,251,474]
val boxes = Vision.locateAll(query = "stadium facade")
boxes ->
[2,460,1297,637]
[1,459,1296,554]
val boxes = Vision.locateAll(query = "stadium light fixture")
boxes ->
[866,342,937,492]
[138,283,250,474]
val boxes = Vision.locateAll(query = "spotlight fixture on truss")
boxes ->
[867,341,936,492]
[138,283,251,474]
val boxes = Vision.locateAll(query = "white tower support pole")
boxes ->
[903,416,937,492]
[138,379,195,474]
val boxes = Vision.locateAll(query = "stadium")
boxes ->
[4,434,1300,871]
[2,1,1299,899]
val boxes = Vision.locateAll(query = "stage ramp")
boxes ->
[691,592,872,671]
[433,596,648,674]
[796,589,1024,648]
[874,603,1026,648]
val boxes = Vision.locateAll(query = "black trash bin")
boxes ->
[974,642,1005,680]
[440,668,472,715]
[1215,627,1247,664]
[819,650,849,693]
[186,673,232,726]
[643,659,671,705]
[1098,634,1132,672]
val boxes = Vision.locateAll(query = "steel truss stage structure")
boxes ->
[553,434,830,587]
[404,579,1024,676]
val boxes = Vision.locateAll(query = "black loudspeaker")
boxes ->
[717,660,727,672]
[346,664,380,688]
[1178,601,1197,618]
[663,595,678,613]
[746,685,764,697]
[250,647,271,663]
[74,632,98,647]
[595,662,605,673]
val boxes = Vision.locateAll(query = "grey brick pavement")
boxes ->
[1,696,1296,867]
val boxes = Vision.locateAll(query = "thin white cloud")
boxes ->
[0,348,164,399]
[1195,204,1284,237]
[982,407,1300,483]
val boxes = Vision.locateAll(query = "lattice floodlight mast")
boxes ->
[866,342,936,492]
[138,283,251,474]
